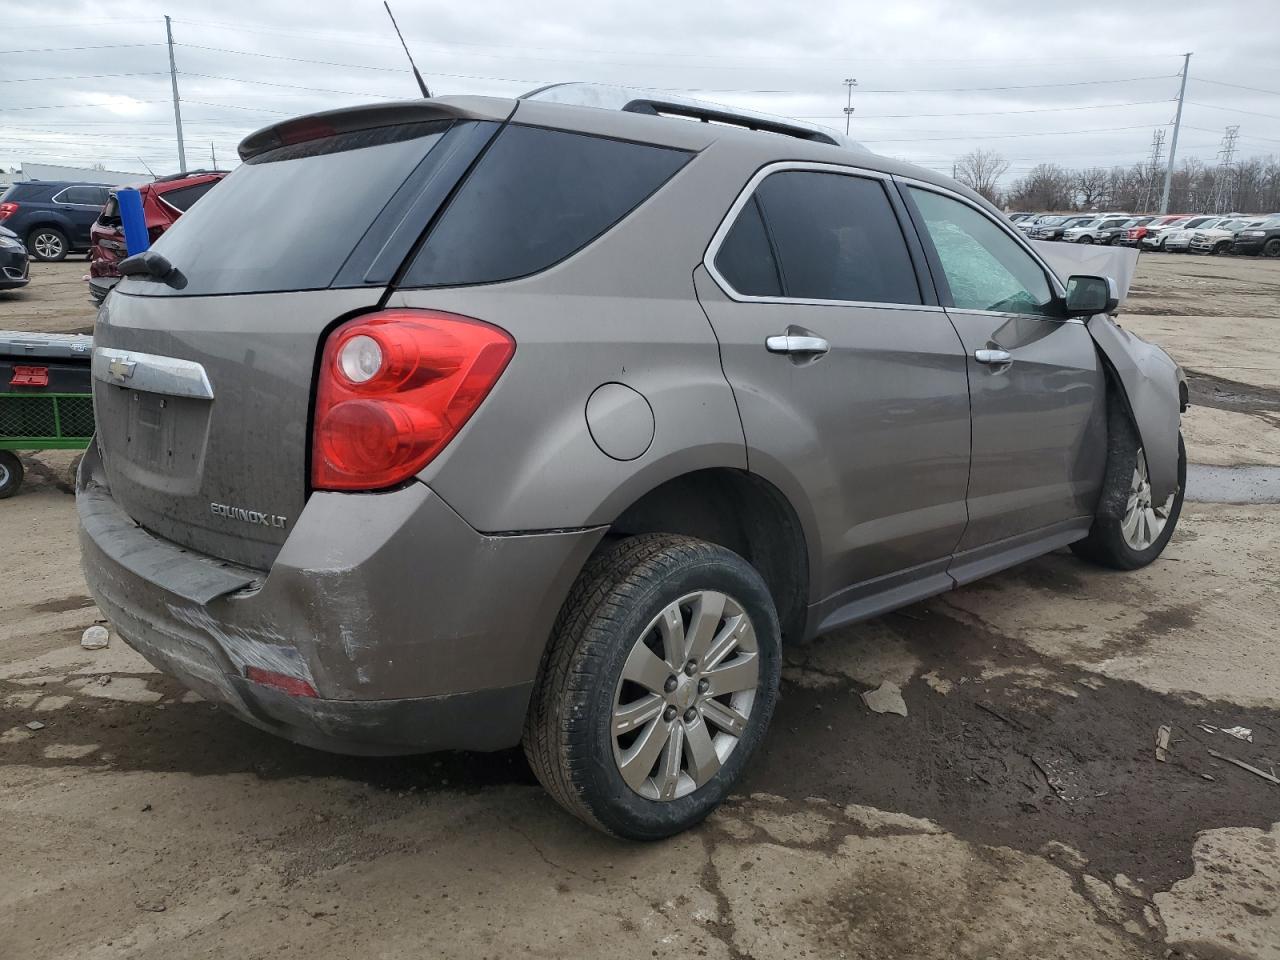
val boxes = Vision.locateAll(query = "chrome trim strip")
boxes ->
[701,161,945,313]
[92,347,214,400]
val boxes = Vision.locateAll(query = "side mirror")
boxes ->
[1064,274,1118,318]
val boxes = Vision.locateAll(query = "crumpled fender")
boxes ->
[1087,313,1186,501]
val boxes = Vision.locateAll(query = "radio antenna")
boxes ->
[383,2,431,98]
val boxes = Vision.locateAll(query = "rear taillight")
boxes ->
[0,202,18,220]
[311,309,515,491]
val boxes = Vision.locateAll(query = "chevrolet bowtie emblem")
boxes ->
[107,356,136,380]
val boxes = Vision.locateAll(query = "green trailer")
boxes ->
[0,332,94,497]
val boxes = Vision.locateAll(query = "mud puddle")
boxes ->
[753,603,1280,893]
[1184,369,1280,416]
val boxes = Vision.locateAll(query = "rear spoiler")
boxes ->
[238,96,517,161]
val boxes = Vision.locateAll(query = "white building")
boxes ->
[15,163,150,186]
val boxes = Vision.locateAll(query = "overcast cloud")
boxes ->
[3,0,1277,187]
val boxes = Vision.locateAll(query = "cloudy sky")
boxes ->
[3,0,1278,186]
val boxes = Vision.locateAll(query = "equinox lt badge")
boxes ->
[209,502,288,529]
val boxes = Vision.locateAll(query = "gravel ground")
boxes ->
[1,251,1278,960]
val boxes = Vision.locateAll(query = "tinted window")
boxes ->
[714,196,781,297]
[159,180,218,212]
[62,186,105,205]
[909,187,1058,317]
[751,171,921,304]
[140,122,450,296]
[404,125,690,287]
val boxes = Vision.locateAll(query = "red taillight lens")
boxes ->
[0,202,18,220]
[312,309,515,491]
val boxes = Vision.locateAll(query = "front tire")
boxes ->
[1264,238,1280,258]
[523,534,781,839]
[1078,235,1094,244]
[1072,410,1185,571]
[1212,240,1230,255]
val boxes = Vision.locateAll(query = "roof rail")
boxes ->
[520,82,863,150]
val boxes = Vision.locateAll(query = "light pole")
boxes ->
[843,78,857,136]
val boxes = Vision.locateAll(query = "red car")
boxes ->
[1119,214,1186,247]
[88,169,226,302]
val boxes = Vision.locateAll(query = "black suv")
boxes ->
[0,181,112,261]
[1231,217,1280,257]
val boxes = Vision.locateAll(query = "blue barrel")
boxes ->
[117,187,149,256]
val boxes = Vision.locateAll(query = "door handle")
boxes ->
[974,348,1012,364]
[766,335,830,356]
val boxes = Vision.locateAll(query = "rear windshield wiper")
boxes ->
[118,250,187,289]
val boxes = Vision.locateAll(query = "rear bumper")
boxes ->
[77,444,605,754]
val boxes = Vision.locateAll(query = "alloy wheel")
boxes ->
[33,232,64,260]
[611,590,759,801]
[1121,448,1175,551]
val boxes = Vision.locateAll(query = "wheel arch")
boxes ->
[607,467,811,644]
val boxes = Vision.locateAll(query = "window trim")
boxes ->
[893,175,1082,324]
[52,186,106,206]
[703,161,943,313]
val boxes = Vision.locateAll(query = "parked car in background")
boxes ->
[1188,218,1263,255]
[0,181,112,261]
[0,225,30,290]
[1063,215,1133,244]
[1231,217,1280,257]
[1142,215,1216,250]
[88,169,226,303]
[1006,212,1034,223]
[1015,214,1055,234]
[79,85,1189,839]
[1032,214,1099,241]
[1119,214,1185,247]
[1162,217,1228,253]
[1105,216,1153,245]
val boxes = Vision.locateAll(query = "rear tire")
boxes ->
[1071,407,1185,571]
[28,227,68,262]
[523,533,781,840]
[0,451,24,499]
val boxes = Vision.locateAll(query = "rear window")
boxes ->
[158,179,219,212]
[136,122,451,296]
[402,125,691,287]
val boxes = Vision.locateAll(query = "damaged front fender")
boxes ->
[1087,313,1185,501]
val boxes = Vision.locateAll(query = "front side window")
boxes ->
[909,187,1058,317]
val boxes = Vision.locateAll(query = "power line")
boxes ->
[0,71,171,84]
[803,99,1173,120]
[0,42,164,54]
[858,123,1165,144]
[1194,77,1280,97]
[853,75,1178,94]
[1187,100,1280,122]
[2,99,171,112]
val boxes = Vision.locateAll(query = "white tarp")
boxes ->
[1032,240,1139,306]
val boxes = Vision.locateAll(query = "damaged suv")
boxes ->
[79,85,1187,839]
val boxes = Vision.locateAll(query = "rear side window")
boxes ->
[140,122,451,296]
[714,196,781,297]
[159,180,218,212]
[61,186,105,205]
[402,125,691,287]
[745,170,922,305]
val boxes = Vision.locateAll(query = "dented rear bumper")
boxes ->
[77,442,604,755]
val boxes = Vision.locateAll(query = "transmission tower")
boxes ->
[1139,129,1166,213]
[1212,125,1240,214]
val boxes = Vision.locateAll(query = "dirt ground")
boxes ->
[2,253,1279,960]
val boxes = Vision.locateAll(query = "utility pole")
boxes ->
[1159,52,1192,214]
[165,15,187,174]
[843,78,857,136]
[1212,125,1240,213]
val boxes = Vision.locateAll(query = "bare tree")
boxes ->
[1006,164,1075,211]
[953,149,1010,203]
[1074,167,1109,209]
